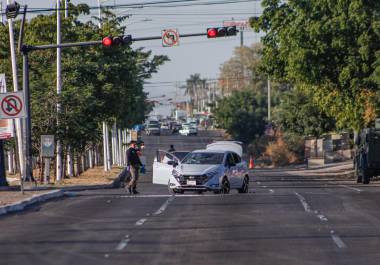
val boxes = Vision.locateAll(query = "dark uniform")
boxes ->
[126,146,143,194]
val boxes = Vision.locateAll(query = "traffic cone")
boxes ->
[249,156,255,169]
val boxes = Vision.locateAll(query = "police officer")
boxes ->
[126,140,143,194]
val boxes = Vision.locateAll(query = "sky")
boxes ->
[2,0,261,116]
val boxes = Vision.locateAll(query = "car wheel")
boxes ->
[238,176,249,193]
[221,178,230,194]
[355,159,363,183]
[363,172,371,184]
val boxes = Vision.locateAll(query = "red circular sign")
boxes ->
[1,95,23,117]
[162,29,179,46]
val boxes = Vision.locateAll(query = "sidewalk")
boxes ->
[0,166,123,216]
[252,161,354,178]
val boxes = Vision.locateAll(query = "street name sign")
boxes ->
[0,91,26,119]
[223,20,250,29]
[162,29,180,47]
[41,135,55,158]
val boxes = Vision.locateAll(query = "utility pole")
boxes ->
[6,0,25,189]
[240,28,244,47]
[0,2,3,25]
[97,0,102,28]
[267,79,271,122]
[56,0,63,181]
[64,0,68,18]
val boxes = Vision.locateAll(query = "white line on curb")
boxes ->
[294,192,312,212]
[154,196,175,216]
[135,218,147,226]
[340,185,361,192]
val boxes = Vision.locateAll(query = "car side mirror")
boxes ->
[168,160,178,167]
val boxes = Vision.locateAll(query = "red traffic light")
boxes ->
[207,26,237,38]
[102,36,113,47]
[207,28,218,38]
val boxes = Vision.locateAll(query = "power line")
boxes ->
[14,0,259,15]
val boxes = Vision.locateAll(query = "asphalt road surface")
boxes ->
[1,132,380,265]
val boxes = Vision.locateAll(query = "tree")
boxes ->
[0,4,168,173]
[185,74,206,112]
[273,89,336,138]
[212,90,267,143]
[251,0,380,130]
[218,44,267,94]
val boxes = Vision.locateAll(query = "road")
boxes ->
[1,132,380,265]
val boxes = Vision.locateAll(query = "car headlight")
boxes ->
[172,169,182,179]
[205,171,218,180]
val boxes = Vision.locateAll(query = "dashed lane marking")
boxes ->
[153,196,175,216]
[294,192,312,213]
[116,235,130,251]
[317,214,328,222]
[135,218,147,226]
[331,231,347,249]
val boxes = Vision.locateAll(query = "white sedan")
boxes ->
[153,141,249,194]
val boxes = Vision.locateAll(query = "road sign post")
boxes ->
[41,135,55,184]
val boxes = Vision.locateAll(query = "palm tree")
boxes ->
[186,74,208,112]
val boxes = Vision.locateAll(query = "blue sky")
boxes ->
[3,0,260,115]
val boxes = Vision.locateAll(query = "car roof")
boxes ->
[192,149,227,154]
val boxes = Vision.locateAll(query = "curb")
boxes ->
[0,190,64,216]
[0,169,126,217]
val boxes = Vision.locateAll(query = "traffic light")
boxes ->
[5,1,20,19]
[207,26,237,38]
[102,35,133,47]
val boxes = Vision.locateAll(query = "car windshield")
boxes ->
[172,151,189,161]
[149,124,159,128]
[182,152,224,165]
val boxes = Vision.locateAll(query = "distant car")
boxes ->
[146,123,160,136]
[154,141,249,194]
[179,123,197,136]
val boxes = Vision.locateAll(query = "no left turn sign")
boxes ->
[162,29,179,47]
[0,91,26,119]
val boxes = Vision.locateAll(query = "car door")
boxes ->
[225,153,239,188]
[232,152,244,187]
[153,150,180,185]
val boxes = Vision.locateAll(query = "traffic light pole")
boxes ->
[18,30,218,186]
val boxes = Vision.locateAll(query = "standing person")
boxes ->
[168,144,175,152]
[126,141,143,194]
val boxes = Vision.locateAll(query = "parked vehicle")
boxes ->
[153,141,249,194]
[146,121,160,136]
[354,126,380,184]
[179,123,197,136]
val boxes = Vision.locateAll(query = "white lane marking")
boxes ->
[153,196,175,216]
[340,185,361,192]
[317,214,328,222]
[135,218,147,226]
[330,231,347,249]
[269,189,275,193]
[116,235,130,251]
[294,192,312,213]
[263,185,267,188]
[257,181,261,185]
[119,193,256,199]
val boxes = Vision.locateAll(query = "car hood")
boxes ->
[178,164,221,175]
